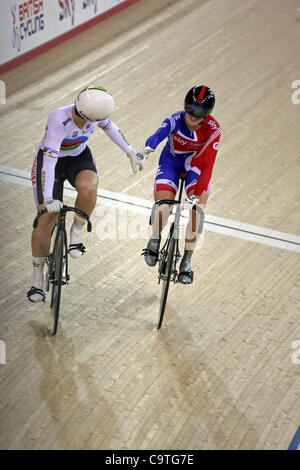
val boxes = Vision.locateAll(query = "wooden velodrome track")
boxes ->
[0,0,299,451]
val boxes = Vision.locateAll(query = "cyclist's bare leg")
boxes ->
[179,189,208,284]
[74,170,98,216]
[152,190,175,235]
[31,206,58,257]
[29,206,58,301]
[69,170,98,258]
[185,189,208,249]
[144,190,175,267]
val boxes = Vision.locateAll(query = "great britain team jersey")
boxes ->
[34,104,132,200]
[146,111,221,196]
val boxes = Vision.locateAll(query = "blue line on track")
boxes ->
[288,426,300,450]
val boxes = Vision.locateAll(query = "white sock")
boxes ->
[70,214,86,258]
[32,256,45,288]
[30,256,46,301]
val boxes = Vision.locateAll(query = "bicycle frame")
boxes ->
[154,178,186,329]
[34,205,91,290]
[154,177,185,285]
[47,214,69,308]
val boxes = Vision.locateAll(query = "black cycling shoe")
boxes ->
[141,238,160,267]
[178,253,194,284]
[178,271,194,284]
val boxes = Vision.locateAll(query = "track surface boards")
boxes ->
[0,0,299,450]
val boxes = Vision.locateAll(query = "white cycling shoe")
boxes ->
[27,286,46,302]
[69,225,86,258]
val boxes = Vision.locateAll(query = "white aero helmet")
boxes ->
[75,86,115,121]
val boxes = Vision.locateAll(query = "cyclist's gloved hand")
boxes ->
[185,194,201,208]
[44,198,63,213]
[142,146,154,158]
[127,149,147,174]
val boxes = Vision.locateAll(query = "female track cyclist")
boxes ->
[140,85,221,284]
[27,86,144,302]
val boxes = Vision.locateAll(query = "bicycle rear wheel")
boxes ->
[51,230,65,336]
[157,234,176,329]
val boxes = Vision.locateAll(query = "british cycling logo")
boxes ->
[10,0,45,54]
[58,0,76,25]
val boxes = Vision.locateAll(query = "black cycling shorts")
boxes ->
[32,145,98,205]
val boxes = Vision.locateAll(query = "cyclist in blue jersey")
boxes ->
[140,85,221,284]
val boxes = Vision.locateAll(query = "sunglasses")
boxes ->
[184,103,210,119]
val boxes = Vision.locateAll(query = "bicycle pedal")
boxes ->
[51,280,65,286]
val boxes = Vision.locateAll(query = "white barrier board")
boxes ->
[0,0,131,66]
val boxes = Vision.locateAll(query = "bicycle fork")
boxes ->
[45,252,69,292]
[158,207,182,284]
[173,205,182,282]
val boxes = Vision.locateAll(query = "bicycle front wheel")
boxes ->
[157,235,176,329]
[51,230,65,336]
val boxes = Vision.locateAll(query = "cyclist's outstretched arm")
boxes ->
[97,118,143,173]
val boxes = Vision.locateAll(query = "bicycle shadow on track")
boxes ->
[29,320,118,449]
[28,316,54,338]
[152,305,259,450]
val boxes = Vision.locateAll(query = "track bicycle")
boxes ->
[33,205,92,335]
[154,177,185,329]
[145,176,205,329]
[142,176,185,329]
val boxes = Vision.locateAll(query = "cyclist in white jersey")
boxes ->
[27,86,145,302]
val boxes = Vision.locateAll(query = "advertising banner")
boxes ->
[0,0,134,68]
